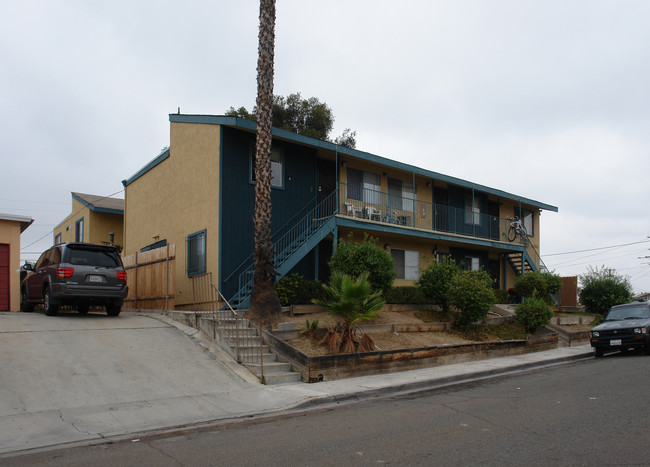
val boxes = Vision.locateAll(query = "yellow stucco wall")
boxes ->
[0,219,23,311]
[124,122,221,307]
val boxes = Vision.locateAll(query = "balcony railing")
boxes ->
[339,182,526,244]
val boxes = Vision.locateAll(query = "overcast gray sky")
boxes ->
[2,0,649,293]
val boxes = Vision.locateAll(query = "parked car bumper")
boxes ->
[50,283,128,305]
[590,334,650,351]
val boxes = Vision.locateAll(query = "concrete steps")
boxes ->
[198,314,301,385]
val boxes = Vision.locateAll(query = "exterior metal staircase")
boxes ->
[505,251,536,275]
[228,190,338,309]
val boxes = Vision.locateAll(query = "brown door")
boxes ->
[0,244,9,311]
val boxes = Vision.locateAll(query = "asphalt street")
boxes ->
[3,350,648,466]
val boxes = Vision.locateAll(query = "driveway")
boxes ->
[0,311,298,454]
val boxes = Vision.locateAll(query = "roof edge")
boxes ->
[125,114,558,212]
[122,148,170,187]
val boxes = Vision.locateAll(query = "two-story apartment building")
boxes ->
[122,114,557,310]
[53,192,124,247]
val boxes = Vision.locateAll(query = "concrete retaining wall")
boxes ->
[267,330,558,383]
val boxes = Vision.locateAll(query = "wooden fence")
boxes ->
[122,244,175,310]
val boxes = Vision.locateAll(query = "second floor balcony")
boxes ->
[338,182,527,245]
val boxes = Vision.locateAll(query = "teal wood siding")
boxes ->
[220,127,319,298]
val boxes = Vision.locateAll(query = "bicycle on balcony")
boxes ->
[507,216,528,242]
[382,204,401,225]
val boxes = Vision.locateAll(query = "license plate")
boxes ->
[88,275,103,283]
[610,339,622,346]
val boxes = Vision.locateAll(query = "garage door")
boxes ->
[0,244,9,311]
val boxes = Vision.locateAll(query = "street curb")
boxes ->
[289,350,595,410]
[0,350,594,458]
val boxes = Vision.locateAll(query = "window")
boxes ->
[388,178,416,211]
[464,256,480,271]
[464,195,480,226]
[186,230,206,277]
[54,233,62,245]
[75,218,84,242]
[251,147,284,188]
[347,168,380,204]
[391,249,420,280]
[514,207,534,237]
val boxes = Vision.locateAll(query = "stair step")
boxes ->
[244,361,293,375]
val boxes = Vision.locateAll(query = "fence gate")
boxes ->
[122,244,175,310]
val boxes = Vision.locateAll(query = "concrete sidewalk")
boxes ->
[0,312,594,456]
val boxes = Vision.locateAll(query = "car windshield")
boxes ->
[605,305,650,321]
[66,248,120,268]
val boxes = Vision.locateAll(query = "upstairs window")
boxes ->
[186,230,206,277]
[251,147,284,188]
[347,168,380,204]
[514,207,534,237]
[388,178,416,211]
[464,195,481,226]
[75,218,84,242]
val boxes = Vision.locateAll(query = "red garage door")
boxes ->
[0,244,9,311]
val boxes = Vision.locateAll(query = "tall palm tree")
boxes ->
[248,0,281,328]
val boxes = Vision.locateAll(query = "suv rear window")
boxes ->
[66,248,120,268]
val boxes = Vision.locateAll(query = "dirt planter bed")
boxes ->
[265,329,558,383]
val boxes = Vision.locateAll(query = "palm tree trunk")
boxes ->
[248,0,281,329]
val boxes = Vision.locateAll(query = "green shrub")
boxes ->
[579,266,633,315]
[275,274,326,306]
[514,272,562,304]
[493,289,509,304]
[417,259,461,312]
[515,296,554,333]
[385,286,427,304]
[328,234,396,296]
[450,270,495,330]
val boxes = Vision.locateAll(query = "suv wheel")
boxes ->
[43,287,59,316]
[106,304,121,317]
[21,288,34,312]
[594,347,604,358]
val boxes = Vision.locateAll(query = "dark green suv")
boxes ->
[21,243,128,316]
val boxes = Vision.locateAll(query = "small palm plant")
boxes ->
[312,271,385,354]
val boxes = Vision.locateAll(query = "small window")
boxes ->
[187,230,206,277]
[75,218,84,242]
[54,233,62,245]
[251,147,284,188]
[464,256,480,271]
[391,249,420,280]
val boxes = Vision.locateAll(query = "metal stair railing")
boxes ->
[223,195,320,289]
[230,190,338,308]
[191,273,264,379]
